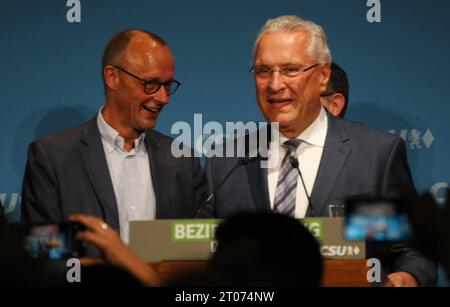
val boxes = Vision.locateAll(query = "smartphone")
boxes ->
[20,222,86,260]
[344,199,412,242]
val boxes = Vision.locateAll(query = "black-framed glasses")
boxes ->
[250,63,321,79]
[113,66,181,95]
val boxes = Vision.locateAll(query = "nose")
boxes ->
[267,70,286,93]
[152,86,170,105]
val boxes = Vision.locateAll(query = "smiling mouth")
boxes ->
[142,104,161,113]
[267,98,292,104]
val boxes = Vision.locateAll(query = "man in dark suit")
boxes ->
[22,30,206,244]
[199,15,436,286]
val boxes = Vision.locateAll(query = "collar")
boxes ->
[273,106,328,149]
[97,108,146,155]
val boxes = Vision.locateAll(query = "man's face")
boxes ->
[253,31,330,138]
[109,35,175,133]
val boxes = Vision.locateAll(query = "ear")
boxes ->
[319,63,331,93]
[104,65,119,91]
[326,93,346,117]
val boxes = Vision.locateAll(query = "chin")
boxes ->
[270,114,294,127]
[139,121,157,130]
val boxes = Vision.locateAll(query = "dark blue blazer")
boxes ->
[199,114,436,286]
[22,117,207,231]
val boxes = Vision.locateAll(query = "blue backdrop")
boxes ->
[1,0,449,282]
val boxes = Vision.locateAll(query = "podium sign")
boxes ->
[129,218,365,262]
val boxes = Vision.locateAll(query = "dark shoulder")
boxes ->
[330,116,401,146]
[146,128,175,144]
[31,118,96,149]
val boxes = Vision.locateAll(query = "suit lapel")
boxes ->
[79,118,120,230]
[145,130,170,218]
[246,160,271,212]
[245,127,271,212]
[310,115,351,216]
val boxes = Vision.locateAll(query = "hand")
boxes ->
[384,272,419,287]
[70,214,132,267]
[69,214,161,286]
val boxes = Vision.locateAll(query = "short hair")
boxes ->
[253,15,332,64]
[101,29,167,92]
[325,62,350,117]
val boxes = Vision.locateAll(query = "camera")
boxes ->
[18,222,86,260]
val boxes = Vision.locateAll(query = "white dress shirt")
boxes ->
[268,107,328,218]
[97,109,156,243]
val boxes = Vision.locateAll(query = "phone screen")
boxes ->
[23,222,86,260]
[344,199,412,241]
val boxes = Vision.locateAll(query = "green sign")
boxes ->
[172,220,220,242]
[171,218,323,242]
[300,218,323,241]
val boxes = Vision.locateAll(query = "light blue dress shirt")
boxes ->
[97,110,156,243]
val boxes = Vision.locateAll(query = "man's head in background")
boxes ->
[320,62,349,117]
[208,212,323,286]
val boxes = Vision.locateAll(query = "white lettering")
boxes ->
[430,182,449,204]
[171,121,192,158]
[0,193,20,214]
[174,224,185,239]
[366,0,381,23]
[366,258,381,282]
[66,0,81,23]
[66,258,81,283]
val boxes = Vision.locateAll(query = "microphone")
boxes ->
[288,156,315,217]
[197,155,263,217]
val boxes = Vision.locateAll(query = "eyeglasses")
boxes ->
[250,63,320,79]
[113,66,181,95]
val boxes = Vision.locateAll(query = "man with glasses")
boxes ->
[201,15,436,286]
[320,62,349,118]
[22,30,206,245]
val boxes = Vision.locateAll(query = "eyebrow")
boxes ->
[255,62,305,67]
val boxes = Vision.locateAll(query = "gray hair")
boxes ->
[253,15,332,64]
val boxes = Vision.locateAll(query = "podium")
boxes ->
[130,218,370,287]
[149,260,370,287]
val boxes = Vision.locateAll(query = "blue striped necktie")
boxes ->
[273,139,302,217]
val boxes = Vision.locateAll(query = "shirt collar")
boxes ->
[133,133,147,156]
[296,106,328,148]
[97,108,147,155]
[271,106,328,152]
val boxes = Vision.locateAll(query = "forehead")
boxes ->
[254,31,312,65]
[122,35,174,74]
